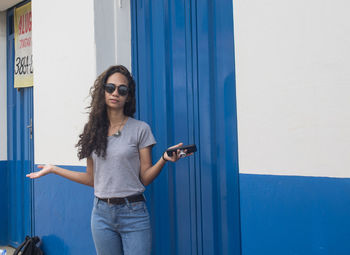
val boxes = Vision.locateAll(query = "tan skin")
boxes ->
[27,72,193,187]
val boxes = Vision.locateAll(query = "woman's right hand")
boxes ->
[26,164,56,179]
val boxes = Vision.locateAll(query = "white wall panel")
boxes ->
[0,12,7,161]
[114,0,131,71]
[94,0,131,74]
[32,0,96,166]
[94,0,116,75]
[233,0,350,177]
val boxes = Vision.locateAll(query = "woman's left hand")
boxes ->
[162,142,194,162]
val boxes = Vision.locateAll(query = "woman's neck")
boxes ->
[107,108,127,127]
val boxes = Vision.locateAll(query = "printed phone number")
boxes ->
[15,55,33,75]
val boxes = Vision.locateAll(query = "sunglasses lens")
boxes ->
[104,83,116,94]
[118,85,129,96]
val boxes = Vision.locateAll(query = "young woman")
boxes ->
[27,65,192,255]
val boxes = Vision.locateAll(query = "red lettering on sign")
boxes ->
[19,37,31,48]
[18,16,23,35]
[29,12,32,32]
[18,11,32,35]
[25,13,28,33]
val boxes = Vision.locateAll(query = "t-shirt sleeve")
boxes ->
[138,122,157,149]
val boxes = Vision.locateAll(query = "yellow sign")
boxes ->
[14,2,33,88]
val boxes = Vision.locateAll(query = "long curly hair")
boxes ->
[76,65,136,160]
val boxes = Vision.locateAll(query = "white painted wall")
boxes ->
[233,0,350,178]
[32,0,96,166]
[94,0,131,74]
[32,0,132,166]
[0,12,7,161]
[114,0,131,71]
[94,0,116,75]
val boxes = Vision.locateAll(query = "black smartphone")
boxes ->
[166,144,197,157]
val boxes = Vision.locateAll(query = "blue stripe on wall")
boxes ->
[33,165,95,255]
[239,173,350,255]
[0,161,8,245]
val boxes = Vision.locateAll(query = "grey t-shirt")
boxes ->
[92,117,156,198]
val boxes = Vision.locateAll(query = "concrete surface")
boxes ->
[0,246,16,255]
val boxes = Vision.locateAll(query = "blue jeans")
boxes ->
[91,197,152,255]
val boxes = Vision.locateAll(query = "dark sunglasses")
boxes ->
[104,83,129,96]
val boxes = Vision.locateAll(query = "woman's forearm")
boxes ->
[52,166,94,187]
[141,157,167,186]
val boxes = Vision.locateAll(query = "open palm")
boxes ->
[26,164,54,179]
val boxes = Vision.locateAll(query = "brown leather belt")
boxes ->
[97,194,145,205]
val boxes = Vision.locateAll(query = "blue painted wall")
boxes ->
[33,165,95,255]
[0,161,8,245]
[28,170,350,255]
[240,174,350,255]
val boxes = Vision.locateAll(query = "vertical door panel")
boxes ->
[135,1,195,253]
[196,1,216,253]
[132,0,241,254]
[167,1,193,254]
[196,1,241,254]
[7,8,33,247]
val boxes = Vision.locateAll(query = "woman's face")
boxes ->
[104,72,129,110]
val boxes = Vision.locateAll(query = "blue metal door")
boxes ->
[132,0,241,254]
[7,7,34,247]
